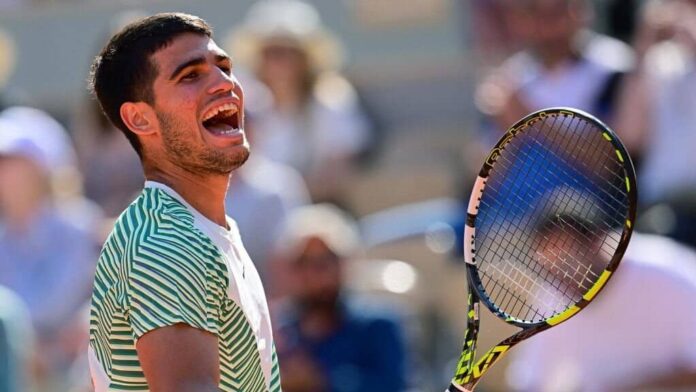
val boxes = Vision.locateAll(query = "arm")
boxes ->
[476,72,530,131]
[126,212,227,392]
[137,323,220,392]
[610,13,655,157]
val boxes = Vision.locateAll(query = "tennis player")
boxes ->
[86,13,280,392]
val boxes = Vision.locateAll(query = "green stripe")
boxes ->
[89,187,278,391]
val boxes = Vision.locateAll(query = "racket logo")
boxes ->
[472,345,509,378]
[485,125,525,167]
[485,148,501,166]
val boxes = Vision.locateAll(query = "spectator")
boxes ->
[507,232,696,391]
[273,204,407,392]
[0,108,99,389]
[613,0,696,245]
[226,0,372,203]
[476,0,633,138]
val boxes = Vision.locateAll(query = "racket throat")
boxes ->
[451,344,511,390]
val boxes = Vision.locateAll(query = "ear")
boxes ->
[120,102,158,136]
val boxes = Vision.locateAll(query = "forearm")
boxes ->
[611,66,651,155]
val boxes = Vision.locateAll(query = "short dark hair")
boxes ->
[88,13,212,157]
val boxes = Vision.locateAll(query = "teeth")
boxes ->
[213,128,240,135]
[202,103,238,122]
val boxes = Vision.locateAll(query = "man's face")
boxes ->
[535,229,601,297]
[258,42,310,90]
[0,155,47,214]
[148,33,249,175]
[290,237,342,309]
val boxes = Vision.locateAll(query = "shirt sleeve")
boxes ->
[126,218,226,340]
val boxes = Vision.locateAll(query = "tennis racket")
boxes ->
[447,107,637,391]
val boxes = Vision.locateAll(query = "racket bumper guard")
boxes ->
[467,176,487,215]
[448,383,472,392]
[463,226,476,265]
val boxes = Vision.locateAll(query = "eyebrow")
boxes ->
[168,54,231,81]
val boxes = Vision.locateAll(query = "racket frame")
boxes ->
[449,107,637,391]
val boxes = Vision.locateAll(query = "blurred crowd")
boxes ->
[1,0,696,391]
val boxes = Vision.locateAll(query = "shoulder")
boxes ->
[106,188,220,264]
[644,41,694,80]
[580,31,635,73]
[112,187,193,238]
[623,233,696,289]
[607,235,696,314]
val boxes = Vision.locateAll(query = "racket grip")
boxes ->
[448,383,472,392]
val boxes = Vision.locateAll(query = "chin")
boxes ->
[227,144,251,171]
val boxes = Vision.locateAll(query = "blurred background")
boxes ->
[2,0,696,391]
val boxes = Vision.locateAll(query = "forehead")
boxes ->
[150,32,227,72]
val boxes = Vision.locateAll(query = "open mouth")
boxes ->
[201,103,241,136]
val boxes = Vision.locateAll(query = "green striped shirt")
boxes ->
[88,182,281,391]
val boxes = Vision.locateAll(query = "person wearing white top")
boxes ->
[506,233,696,391]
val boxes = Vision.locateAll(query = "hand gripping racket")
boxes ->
[447,107,637,391]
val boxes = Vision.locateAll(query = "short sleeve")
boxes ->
[126,218,226,340]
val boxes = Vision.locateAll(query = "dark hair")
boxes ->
[88,13,212,157]
[535,213,599,244]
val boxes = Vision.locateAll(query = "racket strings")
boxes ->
[502,123,628,226]
[475,113,630,322]
[485,139,620,239]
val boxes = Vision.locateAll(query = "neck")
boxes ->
[538,48,575,69]
[269,83,306,112]
[144,162,231,228]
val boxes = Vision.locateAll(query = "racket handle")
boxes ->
[448,383,472,392]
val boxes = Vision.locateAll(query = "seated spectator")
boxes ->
[476,0,633,140]
[506,233,696,391]
[227,0,372,203]
[0,107,99,388]
[273,204,408,392]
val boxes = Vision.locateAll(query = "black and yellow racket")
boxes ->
[447,107,637,391]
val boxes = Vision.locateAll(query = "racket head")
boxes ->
[464,107,637,329]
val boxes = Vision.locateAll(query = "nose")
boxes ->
[207,68,236,95]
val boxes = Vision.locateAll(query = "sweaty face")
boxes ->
[149,33,249,175]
